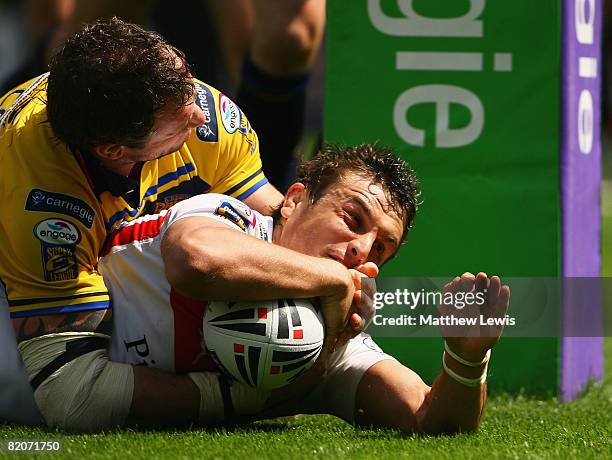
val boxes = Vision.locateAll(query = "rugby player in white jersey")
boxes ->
[98,144,510,433]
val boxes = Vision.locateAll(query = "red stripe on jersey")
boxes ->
[170,287,218,373]
[101,213,167,256]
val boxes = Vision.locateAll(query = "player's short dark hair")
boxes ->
[274,143,421,242]
[46,17,195,151]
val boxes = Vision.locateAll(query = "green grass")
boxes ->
[1,339,611,459]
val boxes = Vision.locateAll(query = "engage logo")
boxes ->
[34,219,81,245]
[219,94,240,134]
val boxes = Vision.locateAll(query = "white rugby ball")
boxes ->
[203,298,324,390]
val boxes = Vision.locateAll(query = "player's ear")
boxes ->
[92,143,128,161]
[281,182,307,219]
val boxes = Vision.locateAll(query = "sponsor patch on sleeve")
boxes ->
[219,94,242,134]
[194,82,218,142]
[214,201,255,232]
[25,189,95,228]
[218,93,256,153]
[33,218,80,281]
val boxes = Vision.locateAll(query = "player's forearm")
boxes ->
[162,224,351,302]
[417,354,487,434]
[241,182,283,216]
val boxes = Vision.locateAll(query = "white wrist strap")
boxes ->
[442,354,489,387]
[444,341,491,367]
[188,372,270,424]
[188,372,226,424]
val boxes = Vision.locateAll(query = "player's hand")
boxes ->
[318,263,357,356]
[438,272,510,361]
[338,262,379,346]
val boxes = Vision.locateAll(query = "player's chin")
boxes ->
[160,133,191,157]
[159,141,187,158]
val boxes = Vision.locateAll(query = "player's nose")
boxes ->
[190,105,206,127]
[346,233,375,267]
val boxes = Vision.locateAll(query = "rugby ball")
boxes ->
[203,299,324,390]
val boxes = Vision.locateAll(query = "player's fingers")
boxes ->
[314,337,335,376]
[475,272,489,292]
[360,275,377,302]
[349,312,365,332]
[322,334,338,355]
[486,276,501,304]
[350,311,364,328]
[448,276,462,294]
[485,284,510,325]
[349,270,362,291]
[495,285,511,315]
[348,288,367,333]
[460,272,476,291]
[354,262,379,278]
[352,289,363,312]
[354,286,375,329]
[337,315,363,347]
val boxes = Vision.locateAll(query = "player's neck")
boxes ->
[98,156,137,177]
[271,222,283,245]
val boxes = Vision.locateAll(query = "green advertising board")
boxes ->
[325,1,563,393]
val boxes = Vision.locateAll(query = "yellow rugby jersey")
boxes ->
[0,74,267,318]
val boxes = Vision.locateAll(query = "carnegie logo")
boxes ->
[219,94,241,134]
[194,82,218,142]
[25,189,95,228]
[34,219,81,245]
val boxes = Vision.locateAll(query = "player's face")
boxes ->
[123,94,206,162]
[278,174,405,268]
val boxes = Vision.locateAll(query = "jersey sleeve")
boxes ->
[189,80,268,201]
[0,76,110,318]
[295,334,397,423]
[160,193,272,242]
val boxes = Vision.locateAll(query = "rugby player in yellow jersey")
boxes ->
[0,18,367,427]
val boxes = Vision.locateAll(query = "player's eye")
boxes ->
[343,210,360,229]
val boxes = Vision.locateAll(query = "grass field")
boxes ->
[1,302,611,457]
[0,338,611,459]
[2,171,612,459]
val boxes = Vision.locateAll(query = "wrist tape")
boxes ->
[442,342,491,387]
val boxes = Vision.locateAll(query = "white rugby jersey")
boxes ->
[100,193,271,373]
[100,193,395,423]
